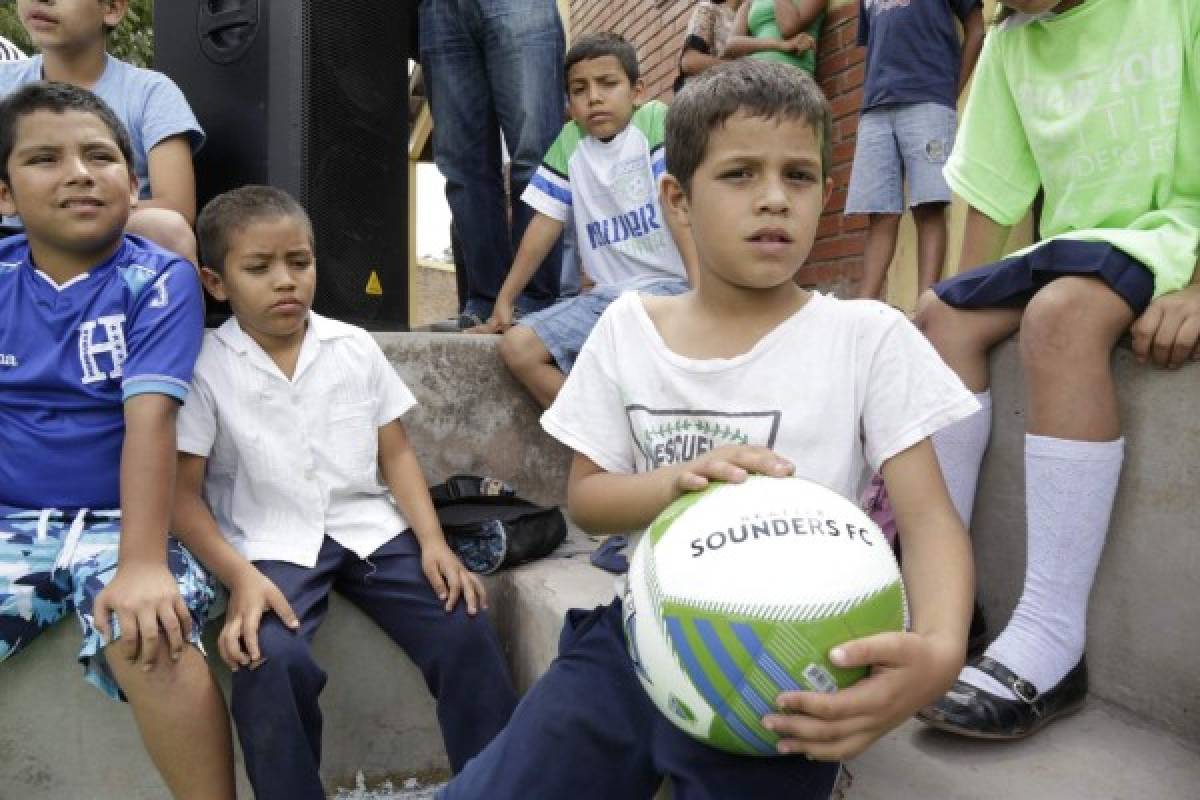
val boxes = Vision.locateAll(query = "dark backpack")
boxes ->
[430,475,567,575]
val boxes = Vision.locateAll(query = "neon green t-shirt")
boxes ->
[747,0,823,76]
[945,0,1200,296]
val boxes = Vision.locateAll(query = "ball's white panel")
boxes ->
[625,541,715,737]
[653,477,900,613]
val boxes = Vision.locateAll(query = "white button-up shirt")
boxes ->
[177,312,417,566]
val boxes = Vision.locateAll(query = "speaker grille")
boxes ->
[304,1,409,328]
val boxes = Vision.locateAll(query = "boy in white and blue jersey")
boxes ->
[0,83,235,799]
[472,32,694,409]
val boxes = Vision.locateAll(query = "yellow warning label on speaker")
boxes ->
[365,271,383,296]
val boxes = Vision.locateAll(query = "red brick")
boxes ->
[809,236,863,262]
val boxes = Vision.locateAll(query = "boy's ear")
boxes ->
[0,180,15,219]
[632,78,647,106]
[659,173,690,228]
[822,176,833,209]
[199,266,229,302]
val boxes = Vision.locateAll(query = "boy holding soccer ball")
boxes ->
[439,60,978,799]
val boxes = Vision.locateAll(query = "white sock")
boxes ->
[961,434,1123,699]
[932,391,992,528]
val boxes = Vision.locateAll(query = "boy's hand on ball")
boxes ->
[762,630,962,761]
[674,445,794,492]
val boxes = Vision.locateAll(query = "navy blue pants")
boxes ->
[233,534,516,800]
[439,600,840,800]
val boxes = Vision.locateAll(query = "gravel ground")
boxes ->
[333,772,447,799]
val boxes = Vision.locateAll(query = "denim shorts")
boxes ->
[845,102,957,215]
[521,277,690,373]
[0,508,217,699]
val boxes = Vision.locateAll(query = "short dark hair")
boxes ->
[565,32,640,88]
[0,81,134,185]
[665,60,832,192]
[197,185,313,273]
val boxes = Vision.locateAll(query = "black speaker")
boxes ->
[154,0,413,329]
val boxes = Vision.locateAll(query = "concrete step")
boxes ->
[847,706,1200,800]
[3,333,1196,800]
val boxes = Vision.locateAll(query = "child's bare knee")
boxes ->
[498,326,546,371]
[1021,279,1127,368]
[913,289,947,336]
[127,208,198,263]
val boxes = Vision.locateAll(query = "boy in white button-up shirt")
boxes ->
[172,186,516,800]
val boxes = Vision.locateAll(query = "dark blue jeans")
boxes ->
[419,0,566,319]
[232,534,516,800]
[439,600,841,800]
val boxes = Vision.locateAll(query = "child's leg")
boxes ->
[437,601,661,799]
[230,540,343,800]
[844,107,903,300]
[71,526,232,799]
[912,202,948,297]
[656,713,841,800]
[500,286,624,408]
[106,649,234,800]
[497,324,565,408]
[964,277,1132,698]
[915,293,1021,524]
[334,533,516,771]
[858,213,902,300]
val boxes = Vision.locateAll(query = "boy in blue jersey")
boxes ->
[472,32,695,408]
[0,83,234,799]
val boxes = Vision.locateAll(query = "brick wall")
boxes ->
[568,0,867,295]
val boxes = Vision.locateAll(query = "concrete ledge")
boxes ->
[3,333,1197,799]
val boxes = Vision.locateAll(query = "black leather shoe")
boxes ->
[917,655,1088,740]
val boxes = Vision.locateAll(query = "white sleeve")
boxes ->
[861,313,981,471]
[540,302,637,474]
[367,334,417,427]
[176,367,218,456]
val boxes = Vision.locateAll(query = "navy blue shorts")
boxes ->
[934,239,1155,315]
[440,599,840,800]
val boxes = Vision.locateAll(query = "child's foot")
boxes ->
[917,655,1088,740]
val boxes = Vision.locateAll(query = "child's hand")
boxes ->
[1131,283,1200,369]
[94,560,192,670]
[471,299,516,334]
[673,445,794,493]
[422,543,487,615]
[219,566,299,672]
[787,32,816,54]
[761,631,962,761]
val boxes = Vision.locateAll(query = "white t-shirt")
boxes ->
[523,101,687,288]
[177,312,417,567]
[541,292,979,501]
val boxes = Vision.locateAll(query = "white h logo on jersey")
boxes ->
[79,314,128,384]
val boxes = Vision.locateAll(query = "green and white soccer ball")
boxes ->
[622,475,907,756]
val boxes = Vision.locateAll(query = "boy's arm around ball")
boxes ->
[762,439,974,761]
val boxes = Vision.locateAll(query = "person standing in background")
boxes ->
[419,0,566,330]
[846,0,984,300]
[723,0,825,76]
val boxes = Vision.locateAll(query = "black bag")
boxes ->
[430,475,567,575]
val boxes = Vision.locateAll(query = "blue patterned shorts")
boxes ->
[0,507,217,700]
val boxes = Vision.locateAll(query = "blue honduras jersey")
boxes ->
[0,234,204,509]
